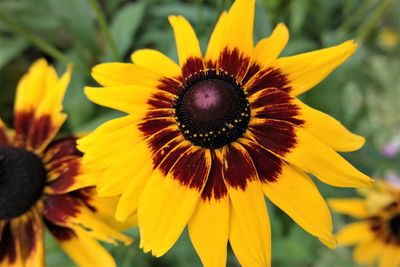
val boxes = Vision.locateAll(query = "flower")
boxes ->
[386,171,400,189]
[381,133,400,158]
[330,182,400,267]
[378,27,400,49]
[0,59,132,267]
[79,0,372,265]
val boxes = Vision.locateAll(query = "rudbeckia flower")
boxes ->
[330,182,400,267]
[79,0,372,265]
[0,59,132,267]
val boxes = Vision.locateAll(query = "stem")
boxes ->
[357,0,393,42]
[338,0,378,34]
[87,0,121,61]
[0,12,74,67]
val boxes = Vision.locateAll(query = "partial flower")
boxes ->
[381,133,400,158]
[386,172,400,189]
[330,181,400,267]
[0,59,132,267]
[79,0,372,266]
[378,27,400,50]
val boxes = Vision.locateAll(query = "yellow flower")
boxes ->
[379,27,399,49]
[0,59,132,267]
[79,0,372,266]
[330,181,400,267]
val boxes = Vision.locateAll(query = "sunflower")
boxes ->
[330,182,400,267]
[79,0,373,265]
[0,59,132,267]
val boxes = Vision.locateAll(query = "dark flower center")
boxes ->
[389,213,400,237]
[174,70,250,149]
[0,146,47,219]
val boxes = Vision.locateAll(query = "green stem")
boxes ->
[357,0,393,42]
[0,12,74,67]
[338,0,378,34]
[87,0,121,61]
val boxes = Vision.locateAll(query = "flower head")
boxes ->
[79,0,372,265]
[330,181,400,267]
[0,59,132,267]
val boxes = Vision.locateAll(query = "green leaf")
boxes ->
[148,3,215,23]
[49,0,97,52]
[107,2,146,58]
[0,0,58,31]
[62,70,96,131]
[341,82,363,124]
[254,1,272,42]
[289,0,309,34]
[0,36,28,70]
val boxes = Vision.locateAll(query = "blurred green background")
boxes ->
[0,0,399,266]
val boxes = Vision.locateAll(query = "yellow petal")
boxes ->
[353,241,383,265]
[71,205,132,245]
[36,64,72,117]
[12,60,71,153]
[168,15,202,66]
[115,162,153,221]
[97,142,151,197]
[138,171,201,257]
[79,116,143,177]
[262,163,336,248]
[44,62,59,93]
[379,245,399,267]
[78,114,139,148]
[274,40,357,95]
[79,188,137,231]
[227,181,271,267]
[188,198,229,267]
[0,117,9,145]
[14,59,49,112]
[205,11,228,63]
[283,123,373,188]
[23,210,44,267]
[6,219,24,267]
[139,147,211,257]
[328,198,368,218]
[0,117,7,129]
[91,62,160,87]
[78,115,142,156]
[364,188,396,214]
[47,171,98,194]
[84,85,162,114]
[254,23,289,67]
[222,0,255,56]
[30,65,72,153]
[296,98,365,152]
[15,59,61,113]
[56,227,117,267]
[336,221,374,245]
[131,49,181,78]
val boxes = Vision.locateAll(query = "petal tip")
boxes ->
[84,86,98,99]
[167,15,180,24]
[319,236,338,249]
[341,134,366,152]
[366,177,375,188]
[342,40,358,54]
[276,22,289,32]
[355,135,366,148]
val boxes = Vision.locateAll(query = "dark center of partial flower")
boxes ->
[0,146,47,219]
[389,214,400,237]
[174,70,250,149]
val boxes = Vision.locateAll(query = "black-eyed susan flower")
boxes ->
[79,0,373,265]
[330,182,400,267]
[0,59,132,267]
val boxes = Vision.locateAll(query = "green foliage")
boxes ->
[0,0,399,266]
